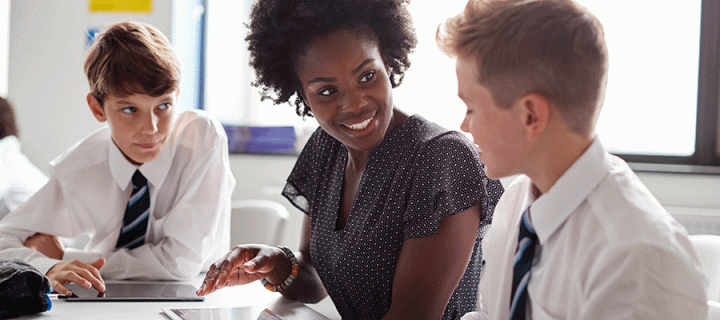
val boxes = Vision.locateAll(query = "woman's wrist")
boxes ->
[261,246,299,292]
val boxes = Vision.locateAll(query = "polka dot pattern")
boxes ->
[283,115,503,320]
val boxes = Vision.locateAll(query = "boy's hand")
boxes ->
[24,233,64,260]
[47,258,106,296]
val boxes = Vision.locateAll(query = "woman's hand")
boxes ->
[196,244,291,296]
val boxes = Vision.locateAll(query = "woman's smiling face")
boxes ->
[296,29,395,153]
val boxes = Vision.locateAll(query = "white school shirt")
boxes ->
[0,136,48,219]
[463,138,708,320]
[0,110,235,280]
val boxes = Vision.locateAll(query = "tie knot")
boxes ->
[132,170,147,189]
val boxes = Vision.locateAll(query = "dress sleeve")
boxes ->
[282,127,325,215]
[403,132,503,239]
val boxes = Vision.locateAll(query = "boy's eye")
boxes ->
[158,103,172,110]
[318,87,338,97]
[359,70,376,83]
[121,107,137,114]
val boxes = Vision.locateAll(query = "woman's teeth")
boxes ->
[345,117,372,130]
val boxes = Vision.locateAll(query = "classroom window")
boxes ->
[202,0,720,171]
[203,0,316,129]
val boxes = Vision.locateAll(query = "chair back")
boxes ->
[230,199,289,247]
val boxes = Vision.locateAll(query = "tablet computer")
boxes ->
[58,282,204,302]
[162,307,261,320]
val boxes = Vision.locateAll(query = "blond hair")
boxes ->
[84,21,180,106]
[438,0,608,135]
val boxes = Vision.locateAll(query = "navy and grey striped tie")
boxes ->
[116,170,150,250]
[509,208,538,320]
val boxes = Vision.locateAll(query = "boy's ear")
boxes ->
[87,93,107,122]
[519,93,550,140]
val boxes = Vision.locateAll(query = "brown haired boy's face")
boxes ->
[88,91,177,165]
[456,57,526,179]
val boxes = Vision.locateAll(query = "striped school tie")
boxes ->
[116,170,150,250]
[509,208,538,320]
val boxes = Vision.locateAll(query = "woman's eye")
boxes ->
[158,103,172,110]
[360,70,376,83]
[121,107,136,114]
[318,88,337,97]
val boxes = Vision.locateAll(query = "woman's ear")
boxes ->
[519,93,550,140]
[298,87,307,102]
[382,55,391,73]
[297,88,314,116]
[87,93,107,122]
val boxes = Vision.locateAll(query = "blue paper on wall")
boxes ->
[224,125,296,154]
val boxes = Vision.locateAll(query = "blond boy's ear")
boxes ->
[519,93,550,140]
[87,93,107,122]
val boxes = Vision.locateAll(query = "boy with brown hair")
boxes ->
[438,0,708,318]
[0,21,235,296]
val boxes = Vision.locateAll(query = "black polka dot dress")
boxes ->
[282,115,503,320]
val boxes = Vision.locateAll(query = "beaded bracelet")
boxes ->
[260,246,299,292]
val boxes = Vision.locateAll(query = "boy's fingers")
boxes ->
[77,268,105,292]
[52,281,72,296]
[70,260,106,291]
[84,259,105,280]
[90,257,106,269]
[51,270,90,291]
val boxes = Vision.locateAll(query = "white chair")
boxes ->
[230,199,289,248]
[689,234,720,303]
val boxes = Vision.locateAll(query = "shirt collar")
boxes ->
[529,138,612,243]
[0,135,20,150]
[108,136,174,191]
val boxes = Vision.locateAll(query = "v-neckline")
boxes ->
[328,114,417,233]
[333,149,366,232]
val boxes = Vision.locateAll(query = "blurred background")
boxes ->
[3,0,720,250]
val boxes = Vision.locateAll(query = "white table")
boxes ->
[16,276,341,320]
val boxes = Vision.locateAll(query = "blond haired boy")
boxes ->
[0,21,235,296]
[438,0,707,318]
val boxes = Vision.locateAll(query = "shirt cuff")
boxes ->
[32,256,63,275]
[63,249,103,265]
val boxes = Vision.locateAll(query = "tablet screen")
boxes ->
[59,283,204,301]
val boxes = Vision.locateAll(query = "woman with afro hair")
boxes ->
[197,1,503,319]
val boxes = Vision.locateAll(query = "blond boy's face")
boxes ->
[456,57,526,179]
[88,91,177,165]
